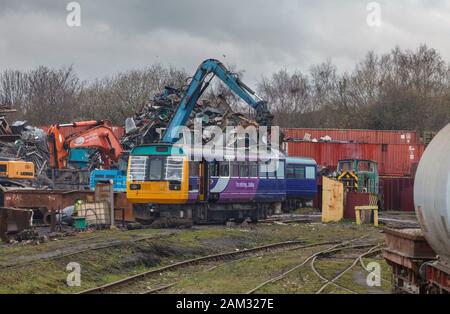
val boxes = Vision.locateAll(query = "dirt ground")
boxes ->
[0,220,393,294]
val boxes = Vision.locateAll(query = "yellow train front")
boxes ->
[126,144,190,218]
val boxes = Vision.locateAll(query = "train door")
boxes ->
[198,159,210,201]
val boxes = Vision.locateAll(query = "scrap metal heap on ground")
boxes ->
[0,90,269,190]
[0,107,51,187]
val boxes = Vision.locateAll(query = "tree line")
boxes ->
[1,45,449,132]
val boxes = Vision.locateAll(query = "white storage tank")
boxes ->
[414,124,450,265]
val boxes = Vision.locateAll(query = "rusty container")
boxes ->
[285,142,424,177]
[284,128,419,144]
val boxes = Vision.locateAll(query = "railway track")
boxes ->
[314,244,383,294]
[245,236,383,294]
[309,244,377,294]
[0,232,178,269]
[78,240,339,294]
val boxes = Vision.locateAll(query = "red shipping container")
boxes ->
[380,177,415,212]
[345,192,372,219]
[284,128,419,145]
[285,142,424,177]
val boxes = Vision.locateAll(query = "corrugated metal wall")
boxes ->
[285,128,422,212]
[284,128,419,144]
[380,177,415,212]
[285,141,424,177]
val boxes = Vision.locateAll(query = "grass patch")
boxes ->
[0,223,386,294]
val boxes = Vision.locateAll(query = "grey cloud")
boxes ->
[0,0,449,84]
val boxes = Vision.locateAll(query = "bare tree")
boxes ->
[0,70,28,110]
[257,44,450,131]
[258,69,310,127]
[1,44,449,133]
[80,64,188,124]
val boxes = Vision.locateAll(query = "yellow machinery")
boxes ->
[0,160,35,180]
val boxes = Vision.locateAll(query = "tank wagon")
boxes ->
[384,124,450,294]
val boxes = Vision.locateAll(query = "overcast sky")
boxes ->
[0,0,449,84]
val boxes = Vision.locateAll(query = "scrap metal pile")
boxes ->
[0,108,50,179]
[121,86,260,150]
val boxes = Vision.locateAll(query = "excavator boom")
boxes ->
[47,121,123,169]
[162,59,273,143]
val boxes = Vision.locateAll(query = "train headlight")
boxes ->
[169,182,181,190]
[130,184,141,190]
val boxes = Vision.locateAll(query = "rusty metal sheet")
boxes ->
[3,189,134,221]
[344,192,371,219]
[3,189,93,211]
[383,228,436,259]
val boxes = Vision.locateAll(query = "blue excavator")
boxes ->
[161,58,273,143]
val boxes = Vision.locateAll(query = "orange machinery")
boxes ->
[47,120,123,169]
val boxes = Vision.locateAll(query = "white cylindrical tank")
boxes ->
[414,124,450,264]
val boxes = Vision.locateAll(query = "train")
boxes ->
[126,143,317,224]
[384,124,450,294]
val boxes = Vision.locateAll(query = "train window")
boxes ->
[249,162,258,177]
[286,164,295,178]
[0,164,7,172]
[266,161,276,179]
[305,166,315,179]
[165,157,183,181]
[149,157,164,180]
[239,163,249,177]
[209,163,220,177]
[156,146,168,152]
[231,162,239,177]
[259,163,268,179]
[267,169,276,178]
[277,160,285,179]
[219,163,230,177]
[339,161,352,172]
[128,156,147,181]
[189,162,199,177]
[294,166,305,179]
[130,156,184,182]
[358,161,374,172]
